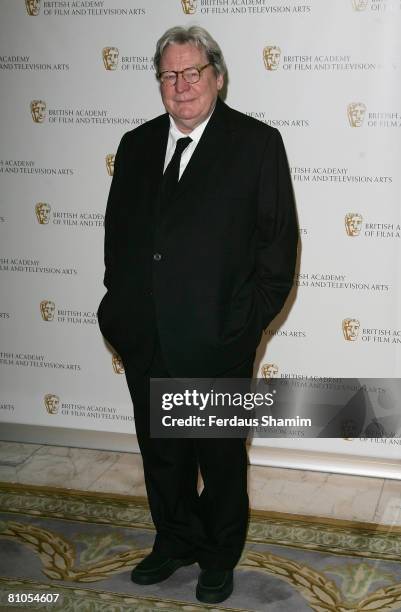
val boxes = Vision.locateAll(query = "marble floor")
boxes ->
[0,440,400,527]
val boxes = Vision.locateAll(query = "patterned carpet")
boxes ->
[0,482,401,611]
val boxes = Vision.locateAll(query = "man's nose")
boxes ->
[175,73,190,93]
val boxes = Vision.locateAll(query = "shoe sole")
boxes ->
[131,557,197,585]
[196,579,234,604]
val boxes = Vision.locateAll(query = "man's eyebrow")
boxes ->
[159,64,199,72]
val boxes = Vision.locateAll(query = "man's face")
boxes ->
[26,0,40,15]
[159,43,223,134]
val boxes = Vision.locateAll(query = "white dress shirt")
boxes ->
[163,111,213,180]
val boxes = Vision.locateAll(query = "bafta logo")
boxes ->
[40,300,55,322]
[262,363,279,381]
[347,102,366,127]
[263,46,281,71]
[25,0,41,16]
[364,418,386,438]
[30,100,46,123]
[112,353,125,374]
[102,47,119,71]
[44,393,60,415]
[352,0,368,10]
[35,202,51,225]
[181,0,197,14]
[106,153,115,176]
[345,213,363,237]
[342,318,360,341]
[341,419,358,440]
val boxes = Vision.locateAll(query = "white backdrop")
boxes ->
[1,0,400,473]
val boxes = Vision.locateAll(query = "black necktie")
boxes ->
[162,136,192,201]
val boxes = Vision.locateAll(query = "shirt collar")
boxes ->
[169,103,215,145]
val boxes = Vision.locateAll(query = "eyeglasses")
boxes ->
[157,63,211,86]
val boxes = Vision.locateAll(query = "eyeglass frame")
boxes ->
[157,63,212,86]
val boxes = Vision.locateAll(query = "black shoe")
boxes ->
[196,569,234,604]
[130,551,197,585]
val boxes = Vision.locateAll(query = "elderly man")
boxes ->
[98,25,297,604]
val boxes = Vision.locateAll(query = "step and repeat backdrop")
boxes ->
[1,0,400,471]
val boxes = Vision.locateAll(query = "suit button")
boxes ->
[153,253,162,261]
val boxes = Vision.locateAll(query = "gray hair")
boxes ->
[154,26,227,77]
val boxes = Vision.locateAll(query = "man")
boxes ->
[98,25,297,604]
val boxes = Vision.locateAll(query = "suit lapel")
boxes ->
[148,114,170,189]
[146,115,169,219]
[174,98,231,201]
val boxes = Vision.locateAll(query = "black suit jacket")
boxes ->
[98,98,298,376]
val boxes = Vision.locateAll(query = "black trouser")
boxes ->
[124,338,255,569]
